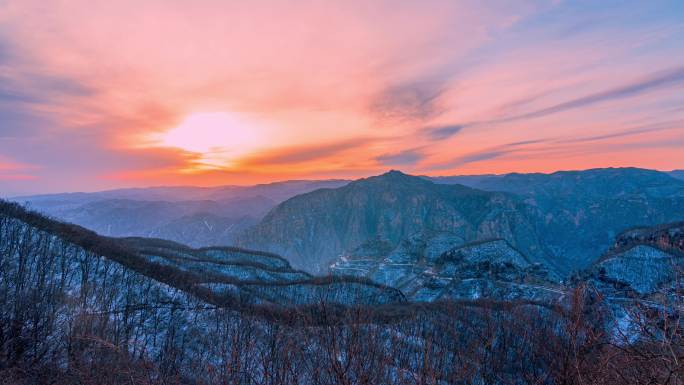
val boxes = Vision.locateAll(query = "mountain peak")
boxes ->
[371,169,425,181]
[376,169,410,178]
[352,170,434,189]
[385,169,406,175]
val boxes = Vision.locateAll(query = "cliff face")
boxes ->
[239,171,549,273]
[612,222,684,256]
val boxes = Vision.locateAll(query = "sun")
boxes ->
[157,112,265,170]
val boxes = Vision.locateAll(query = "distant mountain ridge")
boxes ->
[11,179,350,202]
[11,179,349,247]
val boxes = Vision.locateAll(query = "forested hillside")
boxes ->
[2,200,684,384]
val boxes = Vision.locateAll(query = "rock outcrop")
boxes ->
[582,222,684,298]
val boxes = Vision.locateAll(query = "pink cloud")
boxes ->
[0,159,38,183]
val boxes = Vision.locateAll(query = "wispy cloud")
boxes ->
[499,65,684,123]
[446,150,510,167]
[428,140,543,170]
[423,124,464,140]
[559,120,684,144]
[376,148,425,166]
[236,137,379,168]
[370,80,446,124]
[0,158,38,181]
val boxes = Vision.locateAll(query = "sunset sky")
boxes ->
[1,0,683,195]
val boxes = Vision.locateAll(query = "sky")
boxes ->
[1,0,683,195]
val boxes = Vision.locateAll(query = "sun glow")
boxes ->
[156,112,266,170]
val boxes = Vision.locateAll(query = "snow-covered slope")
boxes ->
[582,222,684,297]
[0,200,404,312]
[332,238,562,303]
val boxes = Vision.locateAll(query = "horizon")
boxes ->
[1,1,684,196]
[6,165,684,198]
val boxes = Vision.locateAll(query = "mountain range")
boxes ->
[13,167,684,279]
[5,181,684,310]
[4,168,684,383]
[241,168,684,277]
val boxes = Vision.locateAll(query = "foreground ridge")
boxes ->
[0,200,405,317]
